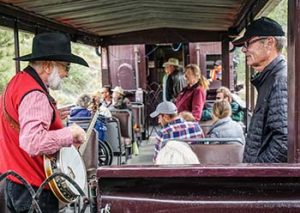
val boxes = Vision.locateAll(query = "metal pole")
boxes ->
[196,43,200,66]
[14,20,20,72]
[134,45,139,89]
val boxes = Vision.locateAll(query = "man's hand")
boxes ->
[69,124,86,148]
[58,108,70,120]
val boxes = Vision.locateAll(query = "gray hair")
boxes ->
[274,36,286,52]
[77,94,91,108]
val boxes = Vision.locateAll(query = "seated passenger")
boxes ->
[112,86,131,109]
[201,86,244,122]
[70,93,92,118]
[207,100,245,144]
[150,101,204,161]
[100,85,113,108]
[179,111,196,122]
[155,140,200,165]
[91,91,101,112]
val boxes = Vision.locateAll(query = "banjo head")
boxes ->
[57,146,87,196]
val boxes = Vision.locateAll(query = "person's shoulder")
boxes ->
[185,121,202,131]
[231,101,240,109]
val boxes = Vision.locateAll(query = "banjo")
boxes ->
[44,111,99,203]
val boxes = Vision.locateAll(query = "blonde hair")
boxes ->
[216,86,232,103]
[155,141,200,165]
[179,111,195,121]
[213,100,232,119]
[185,64,209,90]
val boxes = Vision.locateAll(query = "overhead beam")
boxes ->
[229,0,271,37]
[100,28,226,46]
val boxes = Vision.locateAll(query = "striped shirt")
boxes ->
[154,117,204,160]
[19,91,73,156]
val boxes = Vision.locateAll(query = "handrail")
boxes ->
[172,138,244,145]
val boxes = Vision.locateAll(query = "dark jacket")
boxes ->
[230,101,244,122]
[166,68,186,102]
[176,82,206,121]
[201,101,244,122]
[243,55,288,163]
[70,106,92,118]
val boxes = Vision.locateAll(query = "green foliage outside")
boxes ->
[0,27,101,106]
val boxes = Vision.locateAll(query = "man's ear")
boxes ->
[266,37,276,49]
[43,61,52,74]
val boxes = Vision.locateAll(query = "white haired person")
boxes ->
[112,86,131,109]
[69,93,92,118]
[233,17,287,163]
[155,140,200,165]
[0,32,88,212]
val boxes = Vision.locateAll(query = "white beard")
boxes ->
[48,66,62,90]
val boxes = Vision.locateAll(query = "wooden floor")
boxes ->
[127,137,156,165]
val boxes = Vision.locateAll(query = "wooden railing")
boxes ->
[97,164,300,212]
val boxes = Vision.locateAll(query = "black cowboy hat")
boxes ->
[14,32,89,67]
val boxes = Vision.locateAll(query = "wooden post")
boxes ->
[221,35,230,89]
[100,46,111,86]
[288,0,300,163]
[13,21,20,72]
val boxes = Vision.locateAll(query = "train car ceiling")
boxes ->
[0,0,282,46]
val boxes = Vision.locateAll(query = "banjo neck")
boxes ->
[78,110,99,155]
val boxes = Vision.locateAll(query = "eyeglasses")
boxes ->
[55,62,71,73]
[243,37,268,49]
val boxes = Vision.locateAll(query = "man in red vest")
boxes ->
[0,32,88,212]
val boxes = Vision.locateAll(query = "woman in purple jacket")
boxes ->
[175,64,209,121]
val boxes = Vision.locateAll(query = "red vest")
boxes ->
[0,70,63,187]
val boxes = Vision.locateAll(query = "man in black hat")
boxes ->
[0,32,88,212]
[233,17,287,163]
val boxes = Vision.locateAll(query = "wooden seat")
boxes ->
[111,109,134,161]
[105,117,125,165]
[67,116,91,130]
[176,138,244,164]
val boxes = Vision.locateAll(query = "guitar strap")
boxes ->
[2,90,20,132]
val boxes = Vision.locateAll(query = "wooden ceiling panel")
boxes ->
[0,0,280,45]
